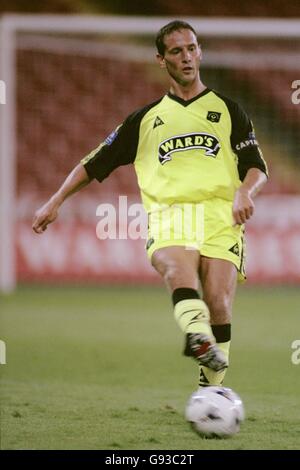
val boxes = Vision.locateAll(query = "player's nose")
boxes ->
[182,50,192,62]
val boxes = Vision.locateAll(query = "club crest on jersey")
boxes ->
[207,111,221,122]
[158,132,220,165]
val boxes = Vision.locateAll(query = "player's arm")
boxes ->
[33,112,140,234]
[32,163,90,234]
[232,168,267,225]
[227,99,268,225]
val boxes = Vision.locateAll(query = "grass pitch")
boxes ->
[0,285,299,450]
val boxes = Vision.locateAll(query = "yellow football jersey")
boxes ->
[82,88,267,212]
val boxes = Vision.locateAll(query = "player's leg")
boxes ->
[198,257,237,386]
[151,246,227,371]
[151,245,200,291]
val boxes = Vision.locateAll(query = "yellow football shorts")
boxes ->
[146,198,246,282]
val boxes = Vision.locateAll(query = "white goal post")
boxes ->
[0,14,300,293]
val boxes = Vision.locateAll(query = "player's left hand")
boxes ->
[232,188,254,225]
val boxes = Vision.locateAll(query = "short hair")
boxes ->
[155,20,198,56]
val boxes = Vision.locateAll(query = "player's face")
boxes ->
[157,29,202,86]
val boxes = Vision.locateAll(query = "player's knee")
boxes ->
[151,251,198,290]
[163,264,185,287]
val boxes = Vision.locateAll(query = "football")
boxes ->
[185,386,245,438]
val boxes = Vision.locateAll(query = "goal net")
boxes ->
[1,15,300,291]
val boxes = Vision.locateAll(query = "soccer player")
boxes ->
[32,21,268,387]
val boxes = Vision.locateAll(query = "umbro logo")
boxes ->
[153,116,164,129]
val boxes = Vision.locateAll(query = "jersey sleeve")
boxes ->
[81,112,140,182]
[228,101,268,181]
[215,91,268,181]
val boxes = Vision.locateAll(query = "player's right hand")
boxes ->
[32,201,59,234]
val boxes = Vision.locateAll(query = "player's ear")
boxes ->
[198,44,203,61]
[156,53,166,69]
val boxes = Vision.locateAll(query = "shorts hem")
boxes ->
[147,242,246,282]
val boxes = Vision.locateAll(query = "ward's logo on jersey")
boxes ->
[158,132,220,165]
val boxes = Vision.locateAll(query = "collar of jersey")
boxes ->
[167,88,211,107]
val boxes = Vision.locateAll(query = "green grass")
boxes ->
[0,285,299,450]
